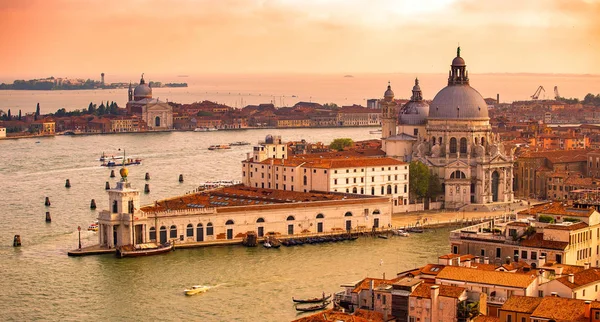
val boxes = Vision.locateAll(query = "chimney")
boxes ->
[506,256,512,265]
[464,260,471,268]
[514,253,519,263]
[585,301,591,318]
[448,258,452,266]
[568,273,575,284]
[555,266,564,276]
[538,256,546,268]
[584,262,590,270]
[246,152,250,160]
[497,94,500,104]
[430,285,439,301]
[551,292,558,297]
[484,257,489,265]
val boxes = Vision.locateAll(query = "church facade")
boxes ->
[126,74,173,130]
[382,48,515,209]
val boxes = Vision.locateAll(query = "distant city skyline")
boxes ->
[0,0,598,77]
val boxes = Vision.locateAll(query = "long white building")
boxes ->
[242,135,410,212]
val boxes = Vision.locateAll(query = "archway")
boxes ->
[196,223,204,242]
[159,226,167,244]
[155,116,161,127]
[225,220,234,239]
[287,215,295,235]
[492,171,500,202]
[256,217,265,237]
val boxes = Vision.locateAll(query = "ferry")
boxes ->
[196,180,241,191]
[208,144,231,150]
[194,127,218,132]
[229,141,250,146]
[99,152,123,162]
[87,221,99,232]
[101,158,142,167]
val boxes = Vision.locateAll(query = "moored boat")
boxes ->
[229,141,250,146]
[184,285,210,296]
[369,129,382,134]
[293,293,332,304]
[295,300,331,312]
[393,229,410,237]
[87,221,99,232]
[194,127,218,132]
[101,158,142,167]
[116,242,173,258]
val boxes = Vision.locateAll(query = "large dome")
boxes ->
[429,85,488,120]
[133,74,152,100]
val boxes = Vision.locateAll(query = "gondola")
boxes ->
[295,300,330,312]
[292,294,332,304]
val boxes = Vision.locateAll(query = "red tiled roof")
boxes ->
[410,283,465,299]
[500,295,543,313]
[531,297,588,322]
[519,233,569,250]
[556,268,600,289]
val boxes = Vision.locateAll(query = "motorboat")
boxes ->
[184,285,210,296]
[208,144,231,150]
[369,129,382,134]
[116,242,173,258]
[99,152,123,162]
[87,221,99,232]
[393,229,410,237]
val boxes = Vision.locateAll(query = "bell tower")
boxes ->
[381,82,397,139]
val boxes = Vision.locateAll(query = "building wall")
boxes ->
[0,127,6,138]
[498,310,532,322]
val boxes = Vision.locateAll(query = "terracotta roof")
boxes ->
[517,202,596,218]
[291,309,384,322]
[531,297,588,322]
[519,149,589,163]
[352,277,400,293]
[519,233,569,250]
[410,283,465,299]
[418,264,446,276]
[468,263,499,271]
[556,268,600,289]
[500,295,543,313]
[439,254,461,259]
[507,222,529,227]
[541,263,585,275]
[545,222,589,231]
[436,266,537,288]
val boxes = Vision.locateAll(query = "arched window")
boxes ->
[360,187,364,194]
[460,138,467,154]
[450,137,457,154]
[387,185,392,194]
[345,212,353,217]
[450,170,466,179]
[346,188,349,193]
[170,225,177,238]
[373,210,381,215]
[155,116,161,127]
[352,187,357,193]
[128,200,134,214]
[149,227,156,241]
[316,213,324,219]
[206,222,214,236]
[256,217,265,223]
[286,216,295,221]
[432,137,436,145]
[381,186,384,195]
[112,200,118,213]
[481,137,485,146]
[186,224,193,237]
[226,219,234,225]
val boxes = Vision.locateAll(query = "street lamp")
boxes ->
[77,225,82,250]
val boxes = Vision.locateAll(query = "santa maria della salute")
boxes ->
[382,47,515,209]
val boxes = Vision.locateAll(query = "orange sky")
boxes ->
[0,0,598,79]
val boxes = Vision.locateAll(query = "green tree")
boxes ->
[329,138,353,151]
[36,103,40,116]
[97,104,106,115]
[7,109,11,120]
[18,109,21,120]
[88,102,96,114]
[427,173,443,199]
[323,103,339,110]
[409,161,430,201]
[196,111,214,117]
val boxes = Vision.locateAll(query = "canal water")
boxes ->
[0,128,451,321]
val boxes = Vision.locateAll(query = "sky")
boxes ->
[0,0,598,79]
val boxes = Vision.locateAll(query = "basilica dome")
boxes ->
[428,47,489,120]
[399,78,429,125]
[133,74,152,100]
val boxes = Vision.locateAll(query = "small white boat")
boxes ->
[393,229,410,237]
[184,285,210,296]
[369,129,382,134]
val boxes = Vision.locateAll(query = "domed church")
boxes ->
[382,48,515,209]
[126,74,173,130]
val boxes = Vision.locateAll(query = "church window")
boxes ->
[450,138,457,153]
[439,137,442,145]
[460,138,467,154]
[371,187,375,195]
[155,116,161,127]
[387,185,392,194]
[432,137,436,145]
[394,185,398,193]
[414,128,418,136]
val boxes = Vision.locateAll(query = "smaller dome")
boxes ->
[399,101,429,125]
[452,56,465,66]
[265,134,274,144]
[384,83,394,101]
[120,167,129,179]
[133,74,152,100]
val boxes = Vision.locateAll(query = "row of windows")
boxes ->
[334,174,407,185]
[571,230,593,244]
[577,247,593,261]
[475,247,550,262]
[334,185,407,195]
[333,166,406,174]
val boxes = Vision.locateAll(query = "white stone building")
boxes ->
[0,126,6,139]
[97,171,392,248]
[382,48,515,208]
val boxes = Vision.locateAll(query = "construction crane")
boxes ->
[554,86,560,100]
[531,86,545,100]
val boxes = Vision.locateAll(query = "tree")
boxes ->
[18,109,21,120]
[427,173,443,199]
[409,161,430,201]
[36,103,40,116]
[323,103,339,110]
[7,109,11,120]
[329,138,353,151]
[88,102,96,114]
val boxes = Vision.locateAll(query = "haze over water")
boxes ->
[2,73,599,114]
[0,128,450,321]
